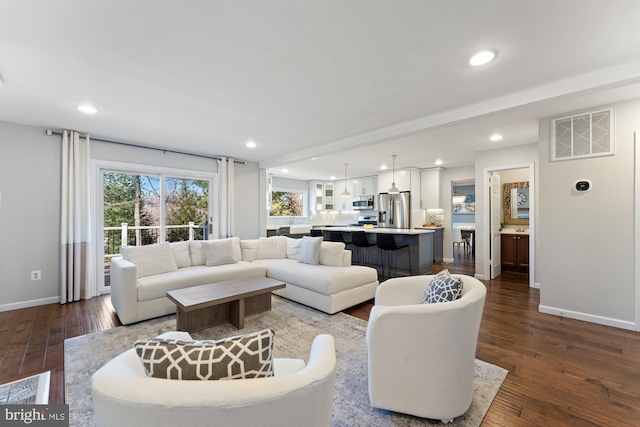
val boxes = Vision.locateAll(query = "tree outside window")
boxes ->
[270,191,303,216]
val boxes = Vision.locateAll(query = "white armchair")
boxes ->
[366,274,486,423]
[92,332,336,427]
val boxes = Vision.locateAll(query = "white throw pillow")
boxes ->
[286,237,303,260]
[256,236,287,260]
[319,241,345,267]
[241,240,259,262]
[189,241,206,266]
[170,241,191,268]
[201,240,238,266]
[121,243,178,278]
[297,236,323,265]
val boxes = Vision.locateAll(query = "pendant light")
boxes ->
[341,163,351,197]
[388,154,400,194]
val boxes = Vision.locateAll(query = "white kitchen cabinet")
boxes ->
[420,168,443,209]
[353,177,377,196]
[377,169,411,193]
[335,180,353,210]
[323,182,334,210]
[308,181,324,211]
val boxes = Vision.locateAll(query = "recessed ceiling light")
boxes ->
[434,159,443,166]
[281,168,288,173]
[329,176,336,180]
[245,140,256,148]
[469,51,496,66]
[77,105,98,114]
[380,164,388,170]
[311,157,318,160]
[490,134,503,141]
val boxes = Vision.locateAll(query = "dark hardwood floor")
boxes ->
[2,251,640,426]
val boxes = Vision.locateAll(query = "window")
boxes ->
[269,189,307,217]
[99,165,215,292]
[551,108,614,161]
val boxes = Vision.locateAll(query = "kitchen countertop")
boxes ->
[416,226,444,229]
[316,226,434,235]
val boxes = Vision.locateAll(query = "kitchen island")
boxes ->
[316,227,434,276]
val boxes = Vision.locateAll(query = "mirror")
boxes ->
[510,188,529,219]
[503,182,529,225]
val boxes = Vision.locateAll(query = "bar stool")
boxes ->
[350,231,376,265]
[376,234,411,278]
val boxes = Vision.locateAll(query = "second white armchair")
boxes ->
[366,274,486,423]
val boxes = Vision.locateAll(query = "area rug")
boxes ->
[0,371,50,404]
[65,296,507,426]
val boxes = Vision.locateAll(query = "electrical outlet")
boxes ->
[31,270,41,281]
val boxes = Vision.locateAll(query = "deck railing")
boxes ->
[103,222,207,285]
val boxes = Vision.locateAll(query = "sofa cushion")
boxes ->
[422,269,463,304]
[134,329,275,380]
[256,236,287,260]
[298,236,323,265]
[170,241,192,268]
[319,241,345,267]
[252,259,377,295]
[241,239,258,262]
[136,262,267,302]
[190,237,241,266]
[189,241,206,266]
[202,240,238,266]
[121,243,178,278]
[286,237,302,260]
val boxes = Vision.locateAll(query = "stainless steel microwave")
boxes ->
[352,195,374,210]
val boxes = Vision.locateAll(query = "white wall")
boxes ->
[0,121,61,310]
[474,143,538,281]
[441,166,475,261]
[271,176,309,192]
[538,100,640,329]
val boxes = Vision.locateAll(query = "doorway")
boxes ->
[484,163,535,288]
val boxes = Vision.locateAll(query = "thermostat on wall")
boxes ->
[574,179,592,192]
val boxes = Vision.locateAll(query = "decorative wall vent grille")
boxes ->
[551,108,614,161]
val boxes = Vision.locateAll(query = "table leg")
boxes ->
[229,298,245,329]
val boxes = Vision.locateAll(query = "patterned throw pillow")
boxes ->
[134,329,275,380]
[422,269,463,304]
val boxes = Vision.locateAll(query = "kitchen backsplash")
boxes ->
[267,209,378,227]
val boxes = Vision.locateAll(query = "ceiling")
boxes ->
[2,1,640,180]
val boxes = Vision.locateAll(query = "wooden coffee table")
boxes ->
[166,277,286,333]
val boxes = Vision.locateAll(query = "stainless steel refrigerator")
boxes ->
[378,191,411,228]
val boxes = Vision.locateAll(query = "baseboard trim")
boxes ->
[474,273,487,280]
[0,296,59,312]
[442,257,454,263]
[533,282,541,289]
[539,304,637,331]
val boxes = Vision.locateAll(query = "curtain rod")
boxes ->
[44,129,247,165]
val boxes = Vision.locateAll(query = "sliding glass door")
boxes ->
[99,168,214,292]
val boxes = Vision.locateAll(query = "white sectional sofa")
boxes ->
[110,236,379,325]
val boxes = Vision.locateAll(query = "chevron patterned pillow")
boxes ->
[422,270,463,304]
[134,329,275,380]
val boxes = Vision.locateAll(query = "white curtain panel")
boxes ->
[217,157,235,238]
[60,130,97,303]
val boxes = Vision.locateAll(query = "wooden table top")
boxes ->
[166,277,286,312]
